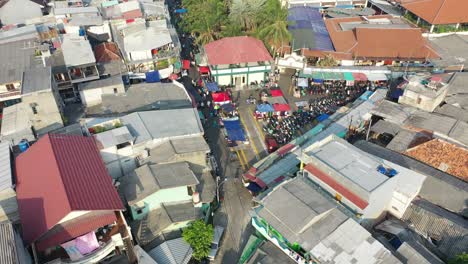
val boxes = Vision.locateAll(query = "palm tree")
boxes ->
[229,0,266,32]
[193,18,220,45]
[256,3,291,55]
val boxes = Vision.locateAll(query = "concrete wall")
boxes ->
[130,186,193,220]
[398,88,448,112]
[100,145,136,179]
[79,82,125,107]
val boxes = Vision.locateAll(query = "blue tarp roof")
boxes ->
[288,6,334,51]
[145,71,160,83]
[205,82,220,92]
[256,103,274,113]
[224,119,246,141]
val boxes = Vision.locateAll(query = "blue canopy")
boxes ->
[221,103,235,112]
[175,8,187,13]
[145,71,160,83]
[206,82,220,92]
[224,119,246,141]
[316,114,329,122]
[256,103,274,113]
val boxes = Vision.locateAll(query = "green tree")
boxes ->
[182,220,214,261]
[181,0,226,45]
[255,0,291,54]
[449,253,468,264]
[229,0,266,32]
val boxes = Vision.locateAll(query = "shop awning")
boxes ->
[182,59,190,70]
[367,73,388,81]
[270,89,284,97]
[212,91,231,104]
[344,72,354,81]
[256,103,274,113]
[273,103,291,112]
[299,72,313,78]
[352,72,367,81]
[199,66,210,74]
[205,82,219,92]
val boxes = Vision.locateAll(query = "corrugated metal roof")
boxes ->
[148,237,192,264]
[0,142,13,192]
[401,199,468,260]
[16,134,123,245]
[121,162,199,205]
[121,108,204,145]
[0,222,19,264]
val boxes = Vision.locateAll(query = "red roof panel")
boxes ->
[36,211,117,251]
[16,134,123,245]
[94,42,121,63]
[304,164,369,210]
[204,36,273,65]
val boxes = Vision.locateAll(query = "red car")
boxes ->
[265,136,279,153]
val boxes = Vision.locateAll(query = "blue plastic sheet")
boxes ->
[390,89,404,99]
[205,82,220,92]
[145,71,160,83]
[256,103,274,113]
[224,119,246,141]
[316,114,329,122]
[175,8,187,13]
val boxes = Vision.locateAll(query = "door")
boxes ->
[235,77,242,87]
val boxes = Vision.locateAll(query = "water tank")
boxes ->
[192,192,200,204]
[18,139,30,153]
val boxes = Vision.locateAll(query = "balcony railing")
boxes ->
[69,65,99,84]
[0,89,21,99]
[45,239,117,264]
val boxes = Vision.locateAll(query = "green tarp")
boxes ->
[344,72,354,81]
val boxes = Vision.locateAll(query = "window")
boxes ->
[136,208,143,214]
[6,84,15,91]
[242,76,245,84]
[113,88,118,94]
[187,186,193,196]
[416,97,422,104]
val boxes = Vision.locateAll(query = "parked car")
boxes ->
[265,135,279,153]
[208,226,225,261]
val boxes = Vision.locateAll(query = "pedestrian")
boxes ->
[207,100,211,107]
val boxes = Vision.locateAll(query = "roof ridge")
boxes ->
[432,0,447,24]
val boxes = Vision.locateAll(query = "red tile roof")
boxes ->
[304,164,369,210]
[204,36,273,65]
[94,42,121,63]
[122,9,143,20]
[405,139,468,181]
[36,211,117,251]
[399,0,468,25]
[16,134,123,245]
[324,15,440,60]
